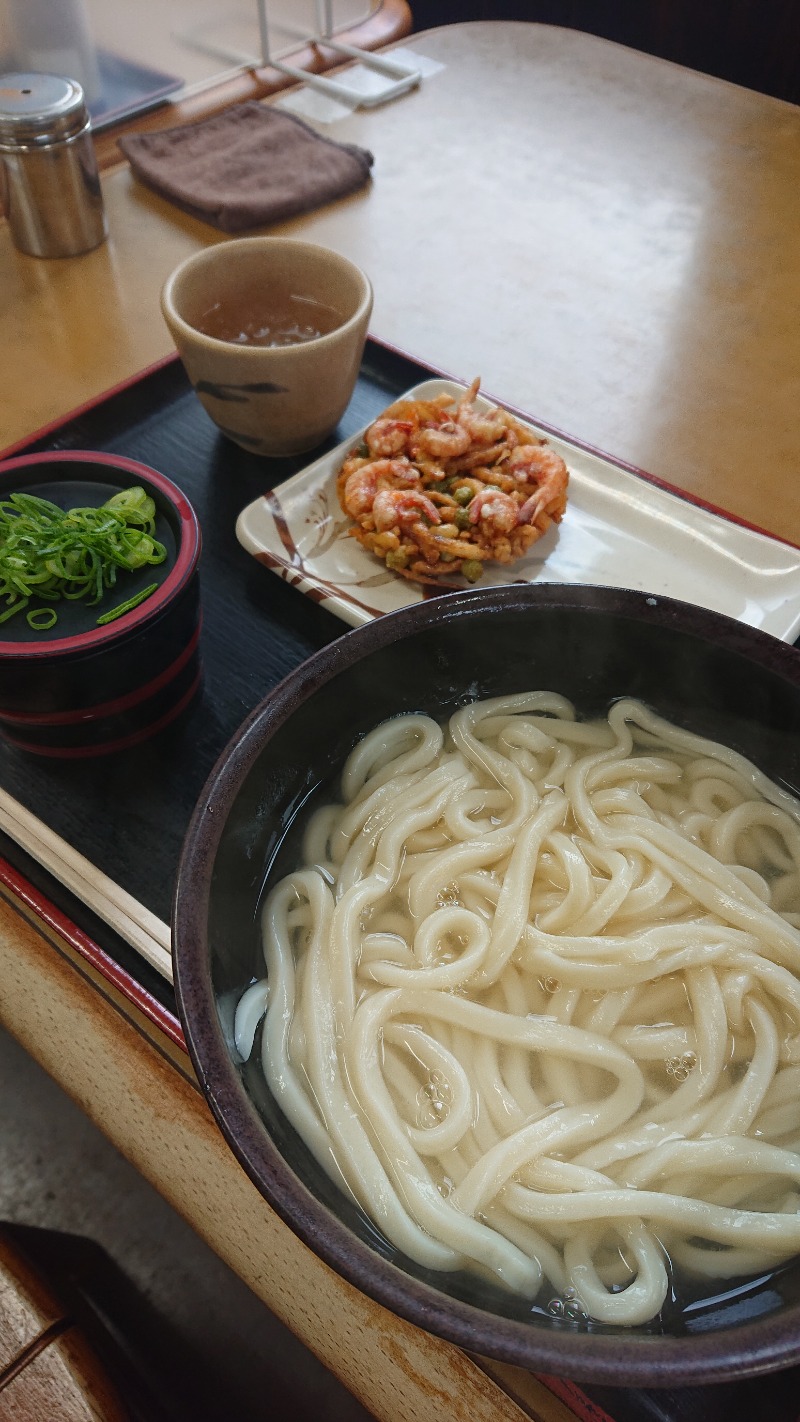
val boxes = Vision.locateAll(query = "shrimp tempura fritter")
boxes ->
[336,379,568,587]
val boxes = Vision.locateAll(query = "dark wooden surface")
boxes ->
[0,1227,130,1422]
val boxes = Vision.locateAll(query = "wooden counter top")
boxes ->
[1,22,800,1422]
[2,21,799,545]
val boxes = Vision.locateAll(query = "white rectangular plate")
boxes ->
[236,379,800,642]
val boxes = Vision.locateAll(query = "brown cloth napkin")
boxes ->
[118,103,374,233]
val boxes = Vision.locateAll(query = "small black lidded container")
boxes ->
[0,71,107,257]
[0,452,203,758]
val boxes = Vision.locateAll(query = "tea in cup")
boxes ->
[161,237,373,457]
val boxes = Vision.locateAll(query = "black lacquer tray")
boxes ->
[0,341,428,1010]
[3,339,800,1422]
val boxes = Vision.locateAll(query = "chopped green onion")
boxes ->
[0,486,167,634]
[0,596,28,624]
[96,581,158,625]
[103,487,157,526]
[26,607,57,631]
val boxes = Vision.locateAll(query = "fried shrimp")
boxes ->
[336,380,569,586]
[411,420,472,461]
[455,377,511,445]
[341,458,419,518]
[507,443,570,526]
[468,487,520,533]
[373,489,441,531]
[365,418,416,458]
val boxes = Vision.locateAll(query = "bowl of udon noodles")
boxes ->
[172,582,800,1387]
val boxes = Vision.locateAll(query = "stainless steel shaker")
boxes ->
[0,72,107,257]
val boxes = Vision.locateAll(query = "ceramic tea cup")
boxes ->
[160,237,373,457]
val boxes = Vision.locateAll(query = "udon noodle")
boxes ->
[235,693,800,1326]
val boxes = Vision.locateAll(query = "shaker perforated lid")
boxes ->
[0,72,89,148]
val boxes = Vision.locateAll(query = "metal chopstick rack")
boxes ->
[312,0,420,91]
[175,2,421,108]
[256,0,420,108]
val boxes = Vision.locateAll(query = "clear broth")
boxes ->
[195,286,344,347]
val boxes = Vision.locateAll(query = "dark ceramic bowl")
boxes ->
[173,584,800,1387]
[0,451,201,757]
